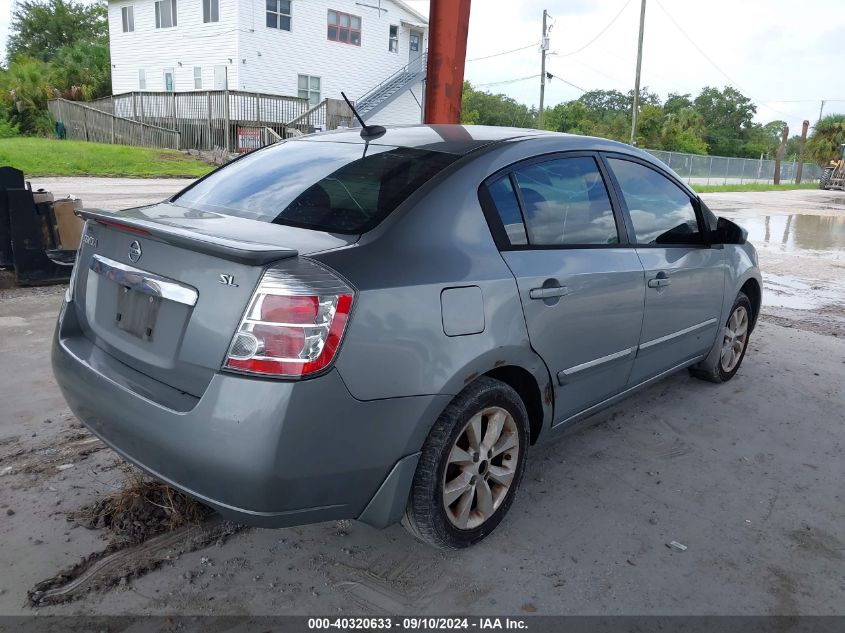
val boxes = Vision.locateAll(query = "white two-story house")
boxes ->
[107,0,428,124]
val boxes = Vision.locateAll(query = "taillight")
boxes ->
[224,259,355,379]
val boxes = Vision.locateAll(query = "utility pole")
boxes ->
[630,0,646,145]
[424,0,472,124]
[818,100,826,124]
[538,9,548,130]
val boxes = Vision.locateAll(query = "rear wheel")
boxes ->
[820,167,834,190]
[402,377,529,549]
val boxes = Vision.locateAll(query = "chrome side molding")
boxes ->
[558,346,637,384]
[638,318,718,351]
[90,254,199,307]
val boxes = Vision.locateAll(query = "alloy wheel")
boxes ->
[720,305,749,373]
[442,406,520,530]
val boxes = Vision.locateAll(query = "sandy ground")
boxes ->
[0,186,843,616]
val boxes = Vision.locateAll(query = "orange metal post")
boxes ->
[424,0,472,124]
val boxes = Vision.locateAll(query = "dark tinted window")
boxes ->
[487,176,527,245]
[173,141,459,234]
[608,158,701,245]
[511,157,618,246]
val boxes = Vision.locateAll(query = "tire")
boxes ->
[820,167,834,190]
[401,377,529,549]
[690,291,753,383]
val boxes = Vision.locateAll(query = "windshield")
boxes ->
[172,140,460,234]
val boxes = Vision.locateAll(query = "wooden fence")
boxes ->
[47,99,181,149]
[49,90,354,152]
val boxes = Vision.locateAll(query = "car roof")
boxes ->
[295,124,648,159]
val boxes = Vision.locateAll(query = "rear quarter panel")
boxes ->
[316,154,549,402]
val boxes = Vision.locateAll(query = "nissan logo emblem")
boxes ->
[128,240,142,263]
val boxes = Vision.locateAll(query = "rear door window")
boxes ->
[486,176,528,245]
[485,157,619,248]
[512,157,619,246]
[607,158,702,245]
[173,140,459,234]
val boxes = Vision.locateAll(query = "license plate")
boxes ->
[116,286,161,341]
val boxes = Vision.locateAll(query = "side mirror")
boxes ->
[714,217,747,245]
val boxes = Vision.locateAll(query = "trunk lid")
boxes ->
[72,204,357,397]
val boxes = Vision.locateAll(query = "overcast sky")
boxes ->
[406,0,845,134]
[2,0,843,134]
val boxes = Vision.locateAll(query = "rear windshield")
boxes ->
[172,140,460,234]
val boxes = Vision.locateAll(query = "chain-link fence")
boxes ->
[644,150,822,186]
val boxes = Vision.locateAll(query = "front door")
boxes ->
[409,30,423,72]
[483,154,646,425]
[604,155,725,385]
[163,68,174,92]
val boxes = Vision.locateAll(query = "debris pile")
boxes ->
[70,471,213,544]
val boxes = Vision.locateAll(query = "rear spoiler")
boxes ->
[80,209,298,266]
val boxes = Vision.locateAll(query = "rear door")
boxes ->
[481,153,646,426]
[603,155,725,385]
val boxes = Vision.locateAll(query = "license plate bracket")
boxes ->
[116,286,161,341]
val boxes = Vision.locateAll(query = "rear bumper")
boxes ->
[51,300,447,528]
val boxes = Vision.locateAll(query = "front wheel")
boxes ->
[718,293,752,381]
[690,292,753,383]
[402,377,529,549]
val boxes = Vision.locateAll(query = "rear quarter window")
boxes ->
[173,140,459,234]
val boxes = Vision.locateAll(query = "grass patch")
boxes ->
[693,182,820,193]
[0,137,214,178]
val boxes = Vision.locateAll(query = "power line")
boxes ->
[544,68,587,93]
[652,0,795,120]
[559,0,634,57]
[475,74,539,88]
[466,43,537,62]
[760,99,845,103]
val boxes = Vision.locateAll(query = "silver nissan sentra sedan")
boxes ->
[52,125,761,549]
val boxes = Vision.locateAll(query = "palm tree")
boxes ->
[807,114,845,165]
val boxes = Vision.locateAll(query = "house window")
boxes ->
[121,6,134,32]
[164,68,175,92]
[327,10,361,46]
[203,0,218,22]
[155,0,177,28]
[266,0,291,31]
[138,69,146,90]
[389,25,398,52]
[297,74,320,107]
[194,66,202,89]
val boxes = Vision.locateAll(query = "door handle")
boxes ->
[529,286,569,300]
[647,273,671,288]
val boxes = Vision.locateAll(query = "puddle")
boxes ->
[722,212,845,254]
[762,273,845,311]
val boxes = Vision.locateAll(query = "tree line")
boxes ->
[0,0,110,137]
[462,81,845,164]
[1,0,843,165]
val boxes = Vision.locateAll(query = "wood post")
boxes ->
[795,120,809,184]
[774,125,789,185]
[171,91,178,147]
[206,91,213,151]
[224,86,231,153]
